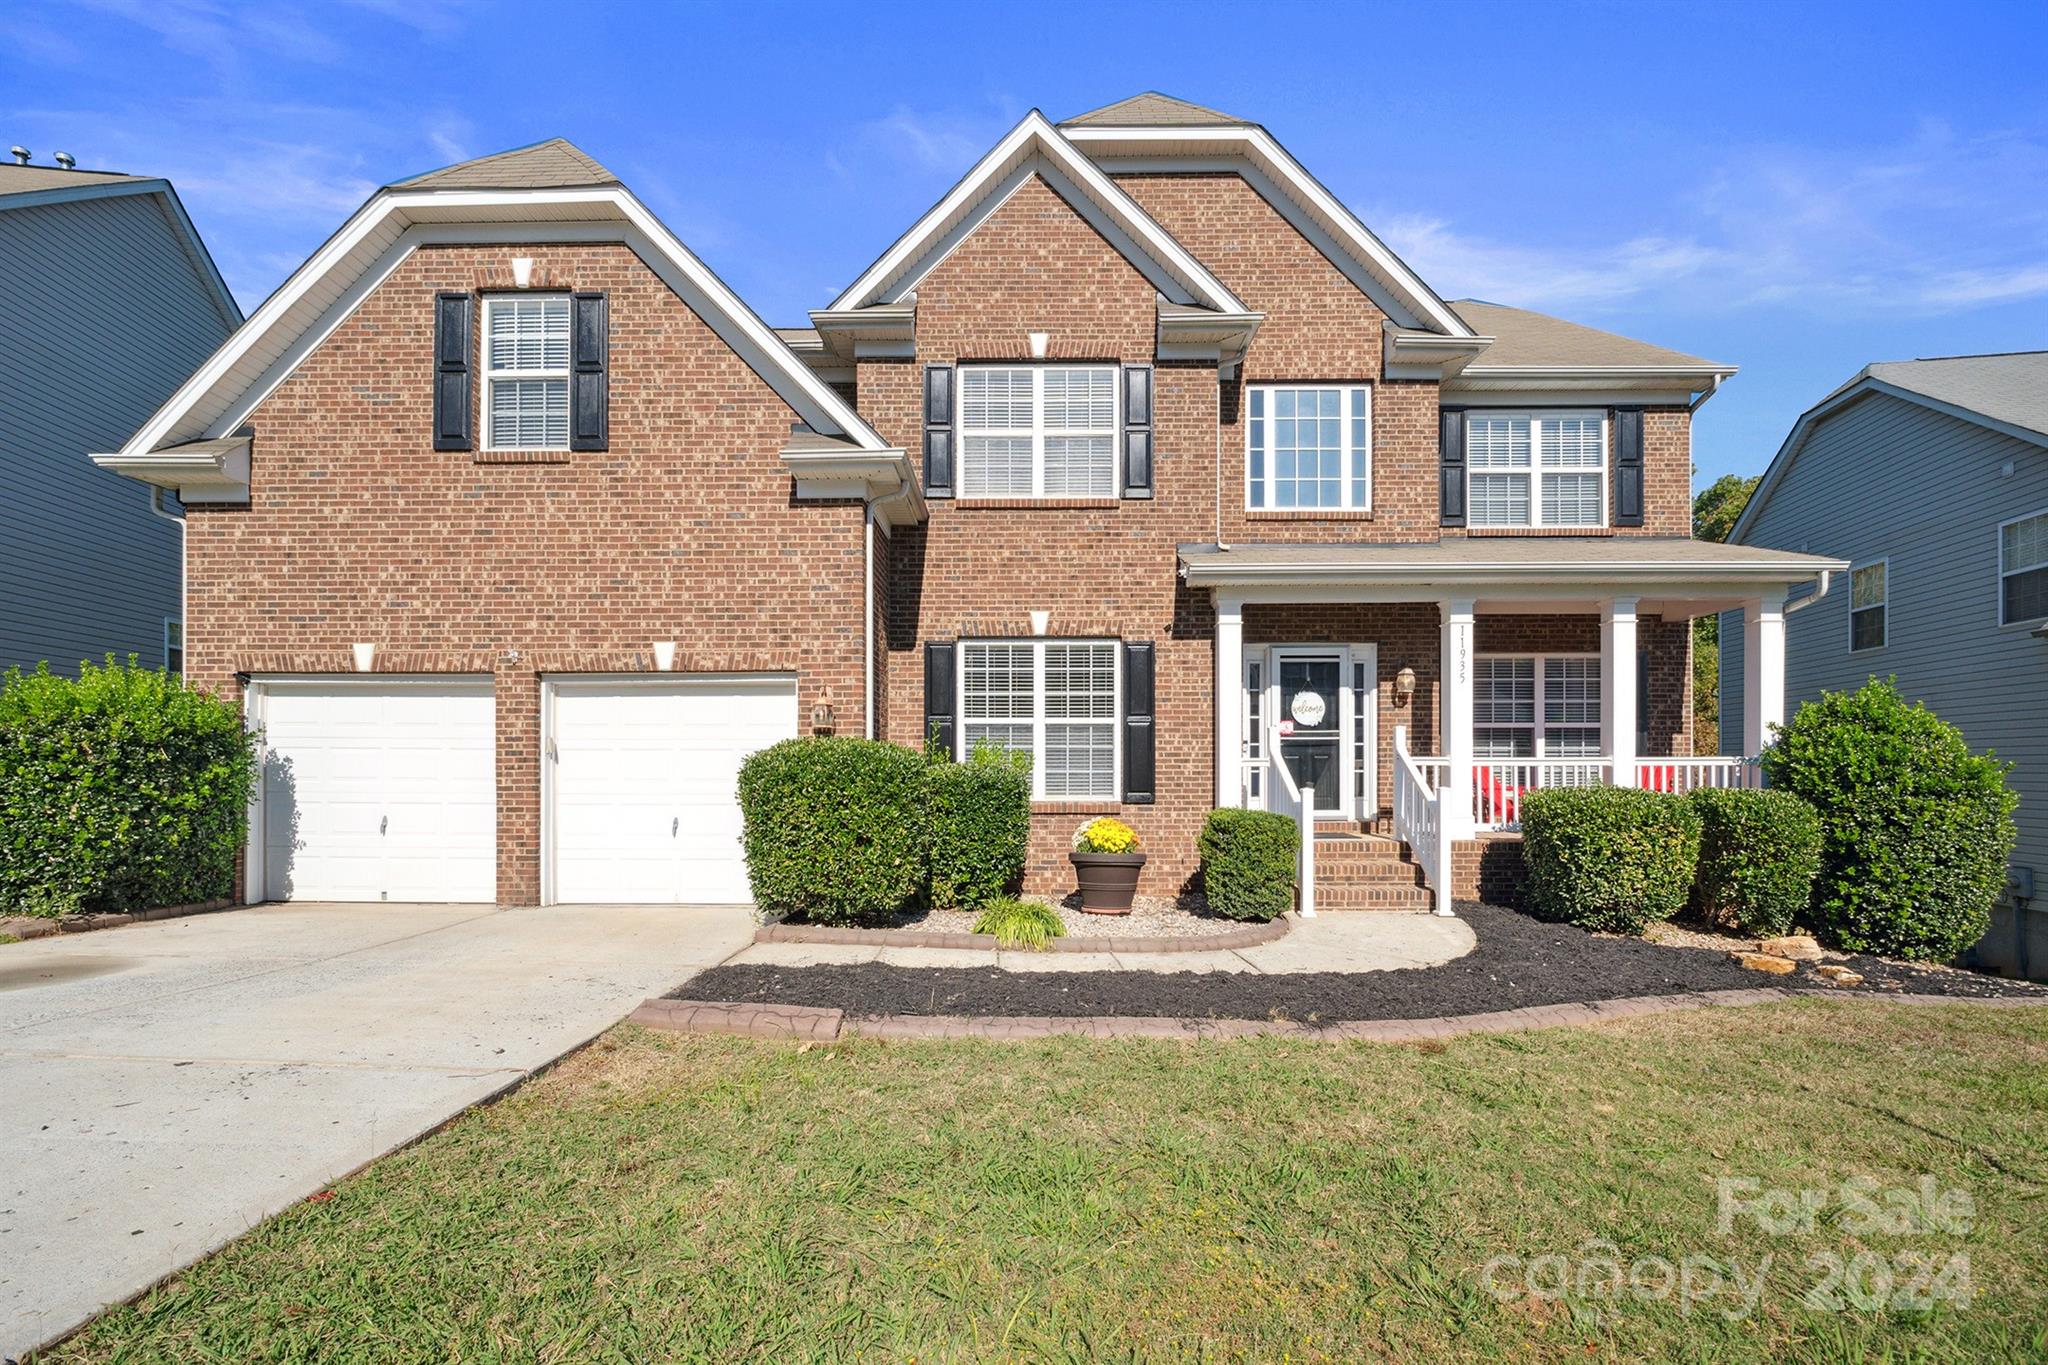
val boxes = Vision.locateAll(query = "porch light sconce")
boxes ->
[1394,666,1417,706]
[1028,331,1050,359]
[352,642,377,673]
[510,256,534,288]
[1030,609,1050,637]
[652,641,677,671]
[810,700,836,735]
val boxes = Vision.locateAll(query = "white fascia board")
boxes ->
[91,435,250,502]
[1064,124,1474,338]
[827,111,1246,316]
[1179,556,1848,593]
[117,185,891,461]
[780,445,924,528]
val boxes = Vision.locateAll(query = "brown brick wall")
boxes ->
[187,241,869,904]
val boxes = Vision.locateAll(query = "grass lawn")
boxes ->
[47,1000,2048,1363]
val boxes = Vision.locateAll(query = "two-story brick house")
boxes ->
[95,98,1842,913]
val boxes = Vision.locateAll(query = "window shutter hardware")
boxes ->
[923,364,954,498]
[1612,407,1644,527]
[1121,364,1154,498]
[570,292,608,451]
[433,292,473,452]
[1438,407,1466,526]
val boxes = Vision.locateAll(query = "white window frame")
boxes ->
[957,639,1121,800]
[164,618,183,676]
[1847,558,1888,652]
[1998,507,2048,628]
[1473,652,1604,759]
[957,364,1120,499]
[481,293,572,452]
[1465,410,1609,529]
[1244,383,1373,511]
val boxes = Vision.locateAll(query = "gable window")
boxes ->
[2001,509,2048,627]
[164,619,183,676]
[483,295,571,450]
[960,639,1119,798]
[1848,560,1887,651]
[958,366,1117,497]
[1473,655,1603,759]
[1466,412,1607,528]
[1247,385,1370,509]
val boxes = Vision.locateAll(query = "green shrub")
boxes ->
[737,737,926,925]
[1761,679,2017,960]
[920,742,1030,909]
[1689,787,1823,937]
[0,659,258,915]
[972,897,1065,950]
[1520,786,1702,935]
[1197,809,1299,922]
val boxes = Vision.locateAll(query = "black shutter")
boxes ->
[1122,640,1155,804]
[1613,407,1644,527]
[433,292,473,452]
[924,640,957,755]
[1122,364,1154,498]
[922,364,954,498]
[1439,407,1466,526]
[570,292,609,451]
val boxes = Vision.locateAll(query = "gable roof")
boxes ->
[1062,92,1248,127]
[1449,300,1727,372]
[392,138,620,190]
[0,163,153,196]
[1732,351,2048,545]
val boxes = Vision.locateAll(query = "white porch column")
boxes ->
[1215,593,1245,808]
[1742,591,1787,756]
[1601,596,1639,787]
[1440,597,1476,840]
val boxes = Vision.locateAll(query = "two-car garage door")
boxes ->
[251,675,793,906]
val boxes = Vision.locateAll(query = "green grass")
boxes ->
[972,897,1066,950]
[47,1001,2048,1363]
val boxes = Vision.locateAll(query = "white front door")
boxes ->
[545,676,797,905]
[1243,645,1378,822]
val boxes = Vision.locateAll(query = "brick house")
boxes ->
[95,98,1843,913]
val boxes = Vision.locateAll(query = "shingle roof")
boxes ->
[1450,299,1728,371]
[0,163,152,197]
[1062,92,1248,127]
[392,138,619,191]
[1844,352,2048,441]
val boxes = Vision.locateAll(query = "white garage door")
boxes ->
[256,679,496,903]
[547,677,796,904]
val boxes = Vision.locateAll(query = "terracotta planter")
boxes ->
[1070,851,1146,914]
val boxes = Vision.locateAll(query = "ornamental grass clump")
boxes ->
[972,897,1066,950]
[1519,786,1701,936]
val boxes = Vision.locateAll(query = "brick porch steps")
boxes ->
[1313,830,1434,911]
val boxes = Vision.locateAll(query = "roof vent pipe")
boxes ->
[54,151,74,170]
[9,146,27,165]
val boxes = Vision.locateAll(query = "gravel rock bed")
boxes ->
[860,893,1250,943]
[684,902,2048,1023]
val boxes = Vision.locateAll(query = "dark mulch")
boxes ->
[681,901,2048,1024]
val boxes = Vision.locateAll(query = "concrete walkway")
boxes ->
[721,912,1476,975]
[0,901,755,1360]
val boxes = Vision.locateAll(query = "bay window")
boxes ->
[958,366,1118,498]
[961,640,1119,798]
[1246,384,1370,509]
[1467,411,1607,528]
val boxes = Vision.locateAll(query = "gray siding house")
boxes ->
[1722,352,2048,977]
[0,154,240,676]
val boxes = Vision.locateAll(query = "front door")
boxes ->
[1242,644,1378,822]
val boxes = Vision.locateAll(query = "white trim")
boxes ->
[480,292,572,452]
[956,638,1122,801]
[1473,652,1605,762]
[1847,557,1889,652]
[1243,383,1372,512]
[163,618,183,676]
[1264,645,1352,819]
[957,363,1121,499]
[1998,506,2048,629]
[1463,409,1609,530]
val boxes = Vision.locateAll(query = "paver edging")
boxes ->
[754,913,1291,954]
[1,898,241,942]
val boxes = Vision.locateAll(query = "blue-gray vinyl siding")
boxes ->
[0,191,236,676]
[1721,391,2048,909]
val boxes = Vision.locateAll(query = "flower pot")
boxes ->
[1070,851,1146,914]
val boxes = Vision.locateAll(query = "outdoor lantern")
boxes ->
[1395,666,1417,705]
[811,701,835,734]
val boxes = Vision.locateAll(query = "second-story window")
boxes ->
[2001,509,2048,627]
[1849,560,1887,651]
[1467,412,1607,528]
[958,365,1118,498]
[484,295,571,450]
[1247,385,1370,510]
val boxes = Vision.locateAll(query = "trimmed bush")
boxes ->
[1689,787,1823,937]
[0,659,258,915]
[920,743,1029,909]
[972,897,1066,950]
[1761,679,2017,960]
[1520,786,1701,935]
[737,737,926,925]
[1197,809,1298,922]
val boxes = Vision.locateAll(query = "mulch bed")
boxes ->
[681,901,2048,1024]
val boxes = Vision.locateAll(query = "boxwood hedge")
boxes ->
[1519,785,1701,935]
[1689,787,1822,937]
[1197,809,1299,921]
[920,743,1030,909]
[737,737,927,925]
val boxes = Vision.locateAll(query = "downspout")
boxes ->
[1214,364,1229,551]
[862,495,880,739]
[1785,569,1832,614]
[1687,373,1724,414]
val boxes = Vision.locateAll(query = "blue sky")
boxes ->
[6,0,2044,490]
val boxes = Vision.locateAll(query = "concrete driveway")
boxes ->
[0,901,755,1359]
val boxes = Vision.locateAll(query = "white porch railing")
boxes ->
[1407,754,1762,831]
[1392,725,1452,916]
[1261,719,1314,918]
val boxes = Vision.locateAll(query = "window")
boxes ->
[1466,412,1607,528]
[1849,560,1887,651]
[1246,385,1371,509]
[958,366,1117,497]
[2001,509,2048,627]
[961,640,1119,798]
[164,620,183,676]
[1473,655,1603,758]
[483,295,571,450]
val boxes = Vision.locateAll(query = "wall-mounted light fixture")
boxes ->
[810,700,836,735]
[1394,666,1417,706]
[653,641,677,671]
[511,256,535,287]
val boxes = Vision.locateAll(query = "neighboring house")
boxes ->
[0,150,241,676]
[1723,352,2048,976]
[94,99,1839,913]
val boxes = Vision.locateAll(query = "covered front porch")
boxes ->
[1184,538,1849,915]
